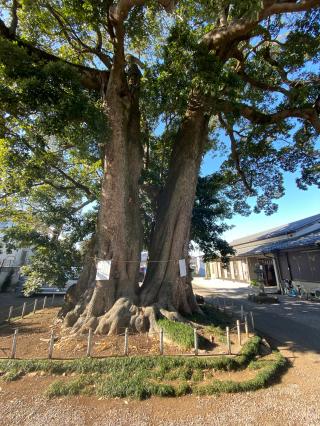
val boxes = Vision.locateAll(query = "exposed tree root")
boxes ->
[63,297,160,336]
[61,293,200,337]
[61,272,201,337]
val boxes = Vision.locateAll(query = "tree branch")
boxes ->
[0,182,45,200]
[218,113,255,194]
[42,180,82,193]
[262,0,320,17]
[9,0,20,35]
[50,164,95,198]
[203,0,320,54]
[0,18,105,91]
[216,99,320,133]
[238,67,289,96]
[16,138,96,199]
[109,0,176,24]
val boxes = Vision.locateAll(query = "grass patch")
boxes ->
[46,375,95,397]
[0,336,288,399]
[188,304,232,343]
[157,318,195,350]
[0,336,261,380]
[195,352,287,395]
[189,304,233,327]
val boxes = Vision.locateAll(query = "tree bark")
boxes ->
[63,58,144,334]
[140,101,209,315]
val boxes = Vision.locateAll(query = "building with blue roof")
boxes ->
[206,214,320,292]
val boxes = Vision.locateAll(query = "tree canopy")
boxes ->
[0,0,319,332]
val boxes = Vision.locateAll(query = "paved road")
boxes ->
[0,293,63,324]
[193,278,320,354]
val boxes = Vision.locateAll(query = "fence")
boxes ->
[0,296,255,360]
[0,294,62,326]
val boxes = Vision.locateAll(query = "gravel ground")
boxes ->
[1,280,320,425]
[1,348,320,425]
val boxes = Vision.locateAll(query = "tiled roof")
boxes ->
[234,230,320,257]
[231,213,320,246]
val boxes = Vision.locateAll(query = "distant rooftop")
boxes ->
[231,213,320,247]
[234,229,320,256]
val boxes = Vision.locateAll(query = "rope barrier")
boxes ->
[88,253,205,264]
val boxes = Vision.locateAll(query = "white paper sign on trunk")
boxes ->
[179,259,187,277]
[96,260,111,281]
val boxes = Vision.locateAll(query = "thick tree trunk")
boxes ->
[63,58,145,334]
[141,103,209,315]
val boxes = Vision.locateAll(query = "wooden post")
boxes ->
[250,311,255,332]
[194,329,198,356]
[245,315,249,338]
[159,328,164,355]
[226,326,231,355]
[11,329,18,359]
[48,330,54,359]
[21,302,27,319]
[86,328,93,357]
[42,296,47,310]
[8,306,13,322]
[241,305,244,321]
[33,298,38,314]
[236,320,242,346]
[51,294,55,306]
[124,328,129,356]
[223,298,226,312]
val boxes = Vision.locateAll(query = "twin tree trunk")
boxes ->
[141,106,209,315]
[63,67,208,334]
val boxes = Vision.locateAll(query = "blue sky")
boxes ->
[201,151,320,243]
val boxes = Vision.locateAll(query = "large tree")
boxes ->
[0,0,319,334]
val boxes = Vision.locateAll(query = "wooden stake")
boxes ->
[8,306,13,322]
[124,328,129,356]
[21,302,27,319]
[236,319,242,346]
[194,329,198,356]
[42,296,47,310]
[159,328,164,355]
[33,299,38,314]
[86,328,93,357]
[48,330,54,359]
[245,315,249,338]
[51,294,55,306]
[241,305,244,320]
[250,311,255,332]
[11,329,18,359]
[226,326,231,355]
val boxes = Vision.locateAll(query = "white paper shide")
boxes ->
[96,260,112,281]
[179,259,187,277]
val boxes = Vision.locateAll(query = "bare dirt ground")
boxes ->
[1,285,320,425]
[0,306,241,359]
[0,349,320,426]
